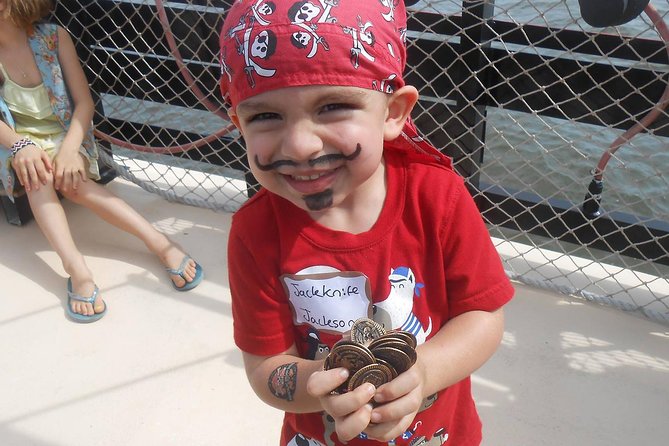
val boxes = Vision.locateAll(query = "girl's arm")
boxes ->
[56,25,95,154]
[1,120,51,191]
[0,119,20,147]
[52,26,95,191]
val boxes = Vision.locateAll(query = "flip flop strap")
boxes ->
[67,286,99,303]
[165,255,191,277]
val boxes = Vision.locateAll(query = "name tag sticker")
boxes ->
[281,271,372,334]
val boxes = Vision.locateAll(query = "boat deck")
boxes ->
[1,178,667,446]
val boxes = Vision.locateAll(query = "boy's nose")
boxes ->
[280,120,324,162]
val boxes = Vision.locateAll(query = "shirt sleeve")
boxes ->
[228,215,297,356]
[440,180,515,318]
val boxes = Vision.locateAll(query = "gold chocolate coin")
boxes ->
[374,358,398,380]
[346,363,394,392]
[323,319,418,394]
[350,318,387,346]
[370,346,414,374]
[388,330,417,349]
[326,340,375,374]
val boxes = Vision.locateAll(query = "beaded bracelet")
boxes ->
[10,137,36,156]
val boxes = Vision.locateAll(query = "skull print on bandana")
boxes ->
[219,0,452,166]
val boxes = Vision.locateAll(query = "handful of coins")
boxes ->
[323,318,417,394]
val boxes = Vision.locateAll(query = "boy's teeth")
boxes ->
[293,173,323,181]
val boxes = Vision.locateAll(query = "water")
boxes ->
[410,0,669,221]
[102,0,669,221]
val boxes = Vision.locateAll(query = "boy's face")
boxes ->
[229,85,409,214]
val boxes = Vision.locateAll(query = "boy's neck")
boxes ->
[307,159,387,234]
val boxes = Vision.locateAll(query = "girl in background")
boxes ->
[0,0,203,322]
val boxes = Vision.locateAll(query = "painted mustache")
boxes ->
[254,143,362,172]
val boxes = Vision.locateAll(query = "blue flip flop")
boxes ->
[66,278,107,323]
[166,255,203,291]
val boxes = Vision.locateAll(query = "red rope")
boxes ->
[94,0,233,154]
[94,124,235,154]
[593,3,669,180]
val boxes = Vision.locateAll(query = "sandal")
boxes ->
[166,255,203,291]
[66,278,106,323]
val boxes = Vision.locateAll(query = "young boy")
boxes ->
[221,1,514,445]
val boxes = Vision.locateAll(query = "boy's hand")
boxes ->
[365,361,427,442]
[53,149,88,193]
[306,367,376,442]
[11,144,52,192]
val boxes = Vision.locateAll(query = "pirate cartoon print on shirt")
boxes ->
[224,7,278,88]
[305,326,330,360]
[373,266,432,345]
[288,1,339,58]
[342,15,376,68]
[386,426,449,446]
[287,433,325,446]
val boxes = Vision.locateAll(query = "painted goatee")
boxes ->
[304,189,334,211]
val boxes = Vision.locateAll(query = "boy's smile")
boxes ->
[254,143,363,211]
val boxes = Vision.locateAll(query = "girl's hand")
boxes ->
[11,144,52,192]
[306,368,376,442]
[53,148,88,193]
[364,361,427,442]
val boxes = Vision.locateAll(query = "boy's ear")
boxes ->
[384,85,419,141]
[227,107,242,131]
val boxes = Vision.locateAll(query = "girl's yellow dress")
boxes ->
[0,63,100,179]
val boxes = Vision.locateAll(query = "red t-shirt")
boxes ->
[228,147,514,446]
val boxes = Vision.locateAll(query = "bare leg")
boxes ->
[60,179,198,287]
[26,181,104,317]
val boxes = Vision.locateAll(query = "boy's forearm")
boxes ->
[244,349,327,413]
[415,308,505,397]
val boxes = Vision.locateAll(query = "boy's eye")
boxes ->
[249,112,279,122]
[321,103,350,113]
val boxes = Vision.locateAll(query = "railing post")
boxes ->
[453,0,495,189]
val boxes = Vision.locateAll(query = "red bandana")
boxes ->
[219,0,451,165]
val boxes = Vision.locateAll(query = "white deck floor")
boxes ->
[1,178,667,446]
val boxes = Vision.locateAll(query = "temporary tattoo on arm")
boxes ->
[268,362,298,402]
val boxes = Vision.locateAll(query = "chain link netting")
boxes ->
[52,0,668,325]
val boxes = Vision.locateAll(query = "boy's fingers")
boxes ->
[324,383,376,418]
[335,403,374,442]
[364,413,414,442]
[370,391,419,424]
[374,366,422,404]
[306,368,349,397]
